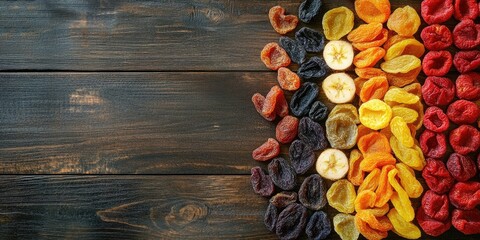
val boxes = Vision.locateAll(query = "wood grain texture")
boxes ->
[0,72,292,174]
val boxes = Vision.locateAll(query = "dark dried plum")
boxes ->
[306,211,331,240]
[299,174,327,210]
[268,157,297,190]
[279,37,307,64]
[250,166,275,197]
[298,117,328,151]
[298,57,329,81]
[299,0,322,23]
[276,203,308,240]
[264,202,278,232]
[289,139,315,174]
[295,27,325,52]
[270,191,298,208]
[290,82,319,117]
[309,101,328,122]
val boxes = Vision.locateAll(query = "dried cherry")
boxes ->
[421,0,454,25]
[447,100,480,125]
[422,51,452,77]
[297,56,328,80]
[421,76,455,106]
[298,117,328,151]
[289,139,315,175]
[449,181,480,210]
[308,101,328,122]
[456,72,480,100]
[270,192,297,208]
[420,24,453,51]
[260,43,291,70]
[416,206,451,236]
[452,209,480,235]
[299,174,327,210]
[250,166,275,197]
[276,116,299,144]
[264,203,278,232]
[450,125,480,155]
[290,82,319,117]
[252,138,280,161]
[298,0,322,23]
[421,190,450,222]
[454,50,480,73]
[295,27,325,53]
[269,6,299,35]
[419,130,447,159]
[268,157,297,191]
[276,203,308,239]
[454,0,479,21]
[447,153,477,182]
[423,106,449,133]
[306,211,331,240]
[279,37,306,64]
[453,19,480,50]
[422,158,455,194]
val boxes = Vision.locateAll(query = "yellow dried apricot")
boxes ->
[322,7,354,40]
[396,163,423,199]
[348,149,364,186]
[328,104,360,124]
[402,83,422,97]
[358,168,381,193]
[359,99,392,130]
[387,208,421,239]
[381,55,421,74]
[355,212,390,240]
[390,116,414,148]
[355,67,386,79]
[358,132,391,155]
[390,136,425,171]
[354,0,391,23]
[388,169,415,222]
[360,76,389,102]
[387,6,421,37]
[384,88,420,106]
[353,28,389,51]
[356,210,393,232]
[386,67,421,87]
[348,22,384,43]
[384,39,425,61]
[327,179,356,213]
[406,101,424,130]
[391,106,419,124]
[354,47,386,68]
[383,33,411,51]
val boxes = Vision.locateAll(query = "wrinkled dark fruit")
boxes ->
[309,101,328,122]
[422,158,455,194]
[276,203,308,240]
[419,130,447,159]
[421,0,454,25]
[422,50,452,77]
[264,203,278,232]
[421,76,455,106]
[268,157,297,191]
[297,57,329,81]
[423,106,449,133]
[417,206,451,236]
[453,19,480,50]
[447,100,480,125]
[454,50,480,73]
[454,0,479,20]
[325,114,358,150]
[279,37,307,64]
[295,27,325,52]
[252,138,280,161]
[290,82,319,117]
[276,116,299,144]
[449,125,480,155]
[306,211,331,240]
[298,117,328,151]
[456,72,480,100]
[299,174,327,210]
[298,0,322,23]
[270,192,298,208]
[421,24,453,50]
[447,153,477,182]
[449,181,480,210]
[250,167,275,197]
[421,190,450,222]
[452,209,480,235]
[289,139,315,175]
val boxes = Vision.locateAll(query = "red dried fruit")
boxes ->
[447,100,480,125]
[422,158,455,194]
[454,50,480,73]
[421,76,455,106]
[251,166,275,197]
[275,91,289,118]
[261,43,291,70]
[453,19,480,50]
[421,0,454,25]
[262,86,284,117]
[416,206,451,237]
[447,153,477,182]
[268,6,299,35]
[252,93,275,121]
[420,24,453,51]
[420,130,447,159]
[276,116,299,144]
[456,72,480,100]
[422,51,452,77]
[454,0,479,21]
[452,209,480,235]
[423,106,449,133]
[252,138,280,161]
[421,190,450,222]
[449,181,480,210]
[277,67,300,91]
[450,125,480,155]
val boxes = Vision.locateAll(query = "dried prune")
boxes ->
[456,72,480,100]
[277,67,301,91]
[422,158,455,194]
[355,0,391,23]
[416,206,451,237]
[276,116,299,144]
[289,139,315,175]
[306,211,331,240]
[454,50,480,73]
[453,19,480,50]
[276,203,308,239]
[421,24,453,51]
[261,43,291,70]
[452,209,480,235]
[333,213,359,240]
[353,47,385,68]
[252,138,280,161]
[327,179,356,214]
[422,51,452,77]
[250,166,275,197]
[298,0,322,23]
[252,93,275,121]
[270,192,297,208]
[299,174,327,210]
[421,76,455,106]
[298,117,328,151]
[308,101,328,122]
[421,0,454,25]
[325,113,358,150]
[423,106,449,133]
[387,6,421,37]
[279,37,306,64]
[422,190,449,221]
[447,153,477,182]
[264,203,278,232]
[449,181,480,210]
[454,0,479,21]
[447,100,480,125]
[449,125,480,155]
[268,157,297,191]
[269,6,299,35]
[290,82,319,117]
[295,27,325,53]
[297,57,328,81]
[348,23,383,43]
[419,130,447,158]
[322,7,354,41]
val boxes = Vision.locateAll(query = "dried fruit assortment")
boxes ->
[250,0,479,239]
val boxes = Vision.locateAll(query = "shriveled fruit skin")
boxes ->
[449,181,480,210]
[325,113,358,150]
[355,0,391,23]
[333,213,359,240]
[417,206,451,237]
[252,138,280,161]
[353,47,385,68]
[449,125,480,155]
[422,158,454,194]
[276,116,299,144]
[250,167,275,197]
[421,0,454,25]
[308,101,328,122]
[297,56,329,80]
[264,203,278,232]
[422,51,452,77]
[268,157,297,191]
[447,100,480,125]
[456,72,480,100]
[423,106,449,132]
[299,174,327,210]
[421,24,453,50]
[279,37,306,64]
[387,6,421,37]
[447,153,477,182]
[421,76,455,106]
[422,190,450,221]
[298,117,328,151]
[295,27,325,52]
[453,19,480,50]
[276,203,308,240]
[452,209,480,235]
[252,93,275,121]
[359,99,392,130]
[387,208,421,239]
[326,179,356,214]
[268,6,299,35]
[348,23,383,43]
[289,139,315,175]
[270,191,297,208]
[260,42,291,70]
[277,67,300,91]
[453,50,480,73]
[298,0,322,23]
[290,82,319,117]
[322,7,354,40]
[306,211,331,240]
[352,28,389,51]
[348,149,364,186]
[453,0,479,21]
[419,130,447,159]
[384,38,425,61]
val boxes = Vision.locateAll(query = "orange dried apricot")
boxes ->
[358,168,381,193]
[260,43,291,70]
[354,47,386,68]
[385,66,421,87]
[360,152,396,172]
[360,76,389,102]
[355,190,376,211]
[355,0,391,23]
[384,39,425,61]
[356,210,393,232]
[387,6,421,37]
[348,149,364,186]
[353,28,389,51]
[375,165,395,207]
[357,124,376,140]
[355,213,389,240]
[348,23,384,43]
[383,33,411,51]
[354,77,369,96]
[358,132,391,155]
[355,67,386,79]
[322,7,355,40]
[268,6,299,35]
[277,67,300,91]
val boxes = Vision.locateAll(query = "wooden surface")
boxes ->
[0,0,478,239]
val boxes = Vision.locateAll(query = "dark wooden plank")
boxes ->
[0,0,439,71]
[0,72,284,174]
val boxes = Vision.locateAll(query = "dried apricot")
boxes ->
[358,169,380,193]
[327,179,356,213]
[396,163,423,198]
[359,99,392,130]
[385,66,421,87]
[358,132,391,155]
[384,39,425,61]
[348,22,384,43]
[360,76,389,102]
[381,55,421,74]
[390,116,414,148]
[388,169,415,221]
[360,152,396,172]
[268,6,299,35]
[387,6,421,37]
[328,104,360,124]
[355,67,386,79]
[391,106,418,124]
[384,88,419,106]
[383,34,411,51]
[260,43,291,70]
[322,7,354,41]
[390,136,426,171]
[354,47,386,68]
[354,0,391,23]
[375,165,395,207]
[348,149,364,186]
[353,28,389,51]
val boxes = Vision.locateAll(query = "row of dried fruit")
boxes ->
[249,0,479,239]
